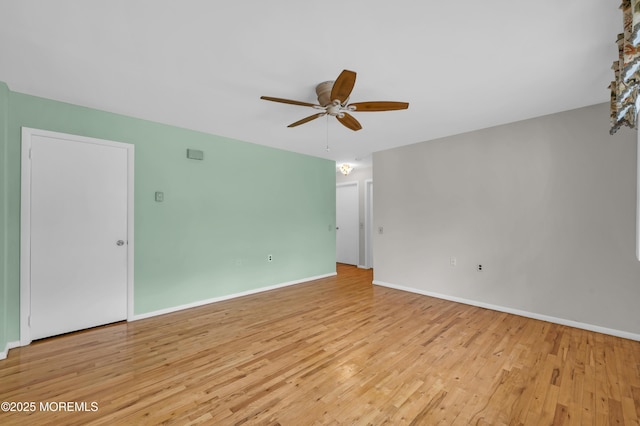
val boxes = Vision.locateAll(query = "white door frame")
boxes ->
[20,127,135,346]
[336,181,359,265]
[364,179,373,269]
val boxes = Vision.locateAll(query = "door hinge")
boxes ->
[29,148,32,159]
[28,315,31,326]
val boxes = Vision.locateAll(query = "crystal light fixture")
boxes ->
[339,163,353,176]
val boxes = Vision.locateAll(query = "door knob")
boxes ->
[116,240,125,246]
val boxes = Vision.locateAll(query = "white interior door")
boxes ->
[336,183,359,265]
[22,129,132,341]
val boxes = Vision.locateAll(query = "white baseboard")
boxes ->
[132,272,337,321]
[357,265,370,270]
[373,280,640,342]
[0,341,21,360]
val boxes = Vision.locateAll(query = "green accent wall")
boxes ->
[1,82,8,353]
[1,82,336,350]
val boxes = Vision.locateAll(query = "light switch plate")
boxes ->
[155,191,164,202]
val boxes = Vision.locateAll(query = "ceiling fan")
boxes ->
[260,69,409,131]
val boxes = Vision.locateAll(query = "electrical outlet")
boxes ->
[450,257,456,267]
[268,254,273,262]
[378,226,384,234]
[477,264,483,272]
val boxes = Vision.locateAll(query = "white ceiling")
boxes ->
[0,1,620,168]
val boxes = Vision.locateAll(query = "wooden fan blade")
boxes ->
[288,113,326,128]
[260,96,318,108]
[330,70,356,104]
[336,112,362,131]
[348,101,409,112]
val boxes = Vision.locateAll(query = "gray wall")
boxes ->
[373,103,640,337]
[336,166,372,267]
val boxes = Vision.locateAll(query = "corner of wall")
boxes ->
[0,81,10,356]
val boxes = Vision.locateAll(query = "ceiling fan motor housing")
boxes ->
[316,81,344,107]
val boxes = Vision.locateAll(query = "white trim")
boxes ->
[20,127,135,346]
[0,341,20,360]
[373,280,640,342]
[364,179,373,269]
[335,181,359,188]
[637,132,639,261]
[357,265,368,269]
[131,272,337,321]
[127,145,135,320]
[19,133,30,345]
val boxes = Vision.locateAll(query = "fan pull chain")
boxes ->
[325,115,330,152]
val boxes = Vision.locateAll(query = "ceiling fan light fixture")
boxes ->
[339,163,353,176]
[261,69,408,132]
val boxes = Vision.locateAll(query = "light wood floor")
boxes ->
[1,264,639,425]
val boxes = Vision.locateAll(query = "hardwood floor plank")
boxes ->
[1,264,638,425]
